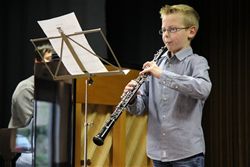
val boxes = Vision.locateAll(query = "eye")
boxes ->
[169,27,178,33]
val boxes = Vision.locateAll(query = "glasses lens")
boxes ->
[169,28,177,33]
[159,29,163,35]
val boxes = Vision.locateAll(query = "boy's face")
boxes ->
[161,13,196,54]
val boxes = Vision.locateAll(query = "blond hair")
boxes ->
[159,4,200,30]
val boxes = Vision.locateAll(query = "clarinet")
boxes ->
[93,46,166,146]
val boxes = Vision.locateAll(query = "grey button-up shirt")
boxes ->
[8,75,34,128]
[127,47,212,162]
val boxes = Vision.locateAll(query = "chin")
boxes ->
[166,46,174,52]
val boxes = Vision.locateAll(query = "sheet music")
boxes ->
[37,12,108,75]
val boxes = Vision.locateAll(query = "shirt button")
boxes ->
[162,151,167,157]
[162,133,166,136]
[175,85,178,89]
[162,115,166,120]
[163,97,167,101]
[162,81,166,84]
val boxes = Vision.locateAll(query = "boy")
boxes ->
[8,44,54,128]
[123,4,212,167]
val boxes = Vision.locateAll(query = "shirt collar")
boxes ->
[166,47,193,61]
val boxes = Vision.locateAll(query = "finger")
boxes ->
[142,61,151,69]
[140,67,150,75]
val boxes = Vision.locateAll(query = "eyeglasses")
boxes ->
[159,27,189,35]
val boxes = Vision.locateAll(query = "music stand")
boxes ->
[30,28,124,80]
[31,27,125,167]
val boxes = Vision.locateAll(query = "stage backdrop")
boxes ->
[0,0,249,166]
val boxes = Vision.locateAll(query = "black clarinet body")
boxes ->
[93,46,166,146]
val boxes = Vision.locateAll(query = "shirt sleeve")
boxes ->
[159,56,212,100]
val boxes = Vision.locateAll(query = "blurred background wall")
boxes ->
[0,0,249,166]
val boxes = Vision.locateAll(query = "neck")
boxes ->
[167,51,173,58]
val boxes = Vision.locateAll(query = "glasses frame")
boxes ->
[159,27,190,35]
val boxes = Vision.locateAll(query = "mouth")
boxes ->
[165,41,171,45]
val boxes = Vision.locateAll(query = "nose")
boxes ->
[162,31,170,39]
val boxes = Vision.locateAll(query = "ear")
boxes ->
[188,26,197,39]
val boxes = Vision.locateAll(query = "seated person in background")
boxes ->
[8,44,55,167]
[8,44,55,128]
